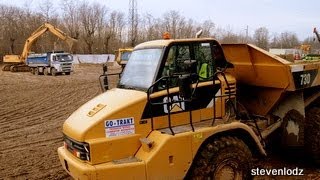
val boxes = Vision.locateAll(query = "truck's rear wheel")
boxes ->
[30,68,34,74]
[43,68,49,76]
[34,68,39,75]
[51,68,57,76]
[65,72,70,75]
[186,136,252,180]
[305,107,320,164]
[281,109,304,148]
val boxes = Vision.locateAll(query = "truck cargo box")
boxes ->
[26,54,49,67]
[222,43,320,115]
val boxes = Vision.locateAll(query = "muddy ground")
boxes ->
[0,63,319,179]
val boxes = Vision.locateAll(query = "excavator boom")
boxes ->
[314,27,320,43]
[20,23,76,62]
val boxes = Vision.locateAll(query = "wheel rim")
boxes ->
[214,159,242,180]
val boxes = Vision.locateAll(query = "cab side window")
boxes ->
[159,45,191,89]
[159,42,219,90]
[194,43,214,80]
[163,45,191,77]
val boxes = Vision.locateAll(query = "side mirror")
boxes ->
[99,63,109,92]
[178,74,192,99]
[103,63,108,74]
[99,75,109,92]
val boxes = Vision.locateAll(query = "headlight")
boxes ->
[64,135,90,161]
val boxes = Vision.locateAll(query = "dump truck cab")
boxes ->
[58,37,320,179]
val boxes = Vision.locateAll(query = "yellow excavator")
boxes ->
[2,23,76,72]
[100,48,133,91]
[115,48,133,67]
[301,28,320,60]
[314,27,320,43]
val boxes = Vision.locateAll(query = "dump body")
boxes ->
[26,54,50,66]
[222,43,320,115]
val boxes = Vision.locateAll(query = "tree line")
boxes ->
[0,0,319,58]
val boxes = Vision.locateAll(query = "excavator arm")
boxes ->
[20,23,76,62]
[314,27,320,43]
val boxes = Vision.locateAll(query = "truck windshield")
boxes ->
[55,54,73,62]
[119,48,163,90]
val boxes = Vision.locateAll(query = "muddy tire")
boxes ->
[305,107,320,164]
[43,68,49,76]
[34,68,39,75]
[65,72,70,75]
[186,136,252,180]
[51,68,57,76]
[281,109,304,148]
[30,68,34,74]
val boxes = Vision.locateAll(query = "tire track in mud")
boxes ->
[0,64,104,179]
[0,79,99,132]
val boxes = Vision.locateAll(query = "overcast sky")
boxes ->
[2,0,319,41]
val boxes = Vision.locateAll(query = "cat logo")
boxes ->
[163,96,185,113]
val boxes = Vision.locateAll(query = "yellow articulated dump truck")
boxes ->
[58,37,320,179]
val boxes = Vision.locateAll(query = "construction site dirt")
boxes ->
[0,64,319,179]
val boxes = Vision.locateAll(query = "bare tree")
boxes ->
[61,0,81,39]
[163,10,185,39]
[201,20,215,37]
[254,27,269,50]
[0,1,309,56]
[0,5,26,54]
[278,31,300,48]
[79,2,106,53]
[38,0,55,22]
[216,27,245,44]
[103,11,126,53]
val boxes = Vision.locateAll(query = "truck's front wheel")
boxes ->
[187,136,252,180]
[305,107,320,164]
[51,68,57,76]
